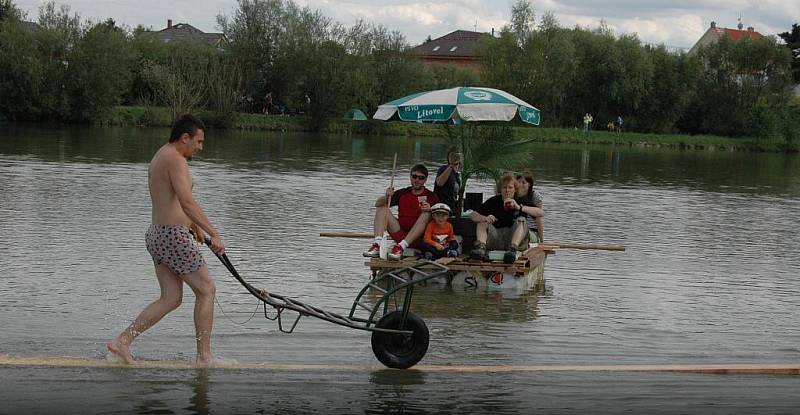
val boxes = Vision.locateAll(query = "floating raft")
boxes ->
[367,246,553,291]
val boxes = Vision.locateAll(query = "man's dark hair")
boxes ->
[410,164,428,177]
[169,114,205,142]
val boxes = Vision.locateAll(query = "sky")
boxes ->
[12,0,799,50]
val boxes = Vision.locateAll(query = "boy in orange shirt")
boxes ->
[420,203,459,260]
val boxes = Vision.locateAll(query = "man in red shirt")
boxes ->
[364,164,439,260]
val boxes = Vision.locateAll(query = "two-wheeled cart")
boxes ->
[206,239,448,369]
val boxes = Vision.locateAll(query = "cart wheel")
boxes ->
[371,311,429,369]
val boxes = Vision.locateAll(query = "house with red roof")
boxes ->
[410,30,492,71]
[688,21,764,56]
[151,19,224,47]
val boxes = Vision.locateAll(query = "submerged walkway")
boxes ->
[2,355,798,374]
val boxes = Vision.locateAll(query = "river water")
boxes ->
[1,124,799,413]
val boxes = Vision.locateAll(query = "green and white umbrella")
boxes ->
[373,86,540,125]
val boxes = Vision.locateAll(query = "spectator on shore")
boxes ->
[263,91,273,115]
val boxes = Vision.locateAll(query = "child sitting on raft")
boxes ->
[420,203,459,260]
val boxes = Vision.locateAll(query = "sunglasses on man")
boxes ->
[410,174,427,180]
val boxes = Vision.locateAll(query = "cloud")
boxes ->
[11,0,797,48]
[295,0,511,44]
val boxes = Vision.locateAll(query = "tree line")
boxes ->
[483,1,799,146]
[0,0,798,147]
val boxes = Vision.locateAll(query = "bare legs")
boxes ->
[475,222,488,245]
[405,212,430,245]
[474,218,528,250]
[372,205,430,246]
[182,266,216,366]
[509,218,529,250]
[372,205,396,237]
[107,264,216,366]
[535,216,545,242]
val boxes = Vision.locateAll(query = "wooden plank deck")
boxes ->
[367,246,550,275]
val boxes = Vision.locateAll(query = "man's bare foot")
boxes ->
[106,340,134,364]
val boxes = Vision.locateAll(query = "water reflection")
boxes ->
[366,370,427,414]
[2,124,800,372]
[367,285,546,322]
[369,368,427,385]
[2,124,798,196]
[187,369,210,415]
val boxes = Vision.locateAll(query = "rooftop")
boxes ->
[153,20,223,46]
[411,30,491,58]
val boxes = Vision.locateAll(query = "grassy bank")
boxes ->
[105,106,796,153]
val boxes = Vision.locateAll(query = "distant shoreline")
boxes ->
[15,105,793,154]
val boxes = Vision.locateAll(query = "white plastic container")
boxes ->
[379,234,389,259]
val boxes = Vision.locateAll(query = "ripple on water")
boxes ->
[1,132,799,369]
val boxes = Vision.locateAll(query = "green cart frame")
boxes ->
[205,239,449,369]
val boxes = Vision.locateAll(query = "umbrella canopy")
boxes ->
[343,108,368,120]
[373,86,540,125]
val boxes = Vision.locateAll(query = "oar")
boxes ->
[378,152,397,252]
[389,152,397,191]
[318,232,625,251]
[381,152,398,217]
[320,232,373,238]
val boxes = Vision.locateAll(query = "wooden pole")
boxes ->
[320,232,373,239]
[389,152,397,190]
[381,152,397,243]
[538,243,626,252]
[318,232,625,251]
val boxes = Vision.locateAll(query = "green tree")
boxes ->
[273,1,334,109]
[217,0,286,100]
[203,52,242,125]
[520,11,576,127]
[637,46,698,133]
[509,0,535,47]
[566,25,625,125]
[689,35,793,137]
[140,43,215,120]
[0,0,22,22]
[366,31,420,111]
[0,19,43,119]
[419,64,480,91]
[128,25,171,105]
[480,30,526,96]
[66,19,137,122]
[778,23,800,83]
[302,40,362,129]
[340,21,422,114]
[34,1,82,119]
[608,34,652,120]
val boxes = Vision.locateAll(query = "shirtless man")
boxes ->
[107,114,225,366]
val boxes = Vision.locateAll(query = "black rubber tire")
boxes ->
[371,311,429,369]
